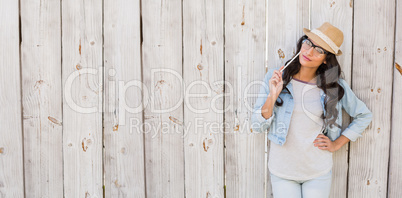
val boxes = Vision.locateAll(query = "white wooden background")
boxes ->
[0,0,400,197]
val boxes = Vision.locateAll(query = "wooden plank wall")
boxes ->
[0,1,24,197]
[0,0,400,197]
[183,0,224,197]
[389,0,402,197]
[225,0,266,197]
[62,0,103,197]
[350,0,395,197]
[104,0,146,197]
[21,0,63,197]
[141,0,184,198]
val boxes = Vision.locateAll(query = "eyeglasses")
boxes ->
[301,38,328,57]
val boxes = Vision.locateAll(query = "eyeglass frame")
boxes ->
[301,38,329,56]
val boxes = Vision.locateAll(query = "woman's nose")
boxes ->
[306,47,314,56]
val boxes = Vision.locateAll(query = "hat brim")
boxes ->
[303,28,342,56]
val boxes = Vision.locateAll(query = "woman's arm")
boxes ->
[338,78,373,142]
[315,78,372,152]
[333,135,350,150]
[262,94,276,119]
[250,69,276,133]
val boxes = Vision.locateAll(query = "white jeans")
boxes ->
[270,169,332,198]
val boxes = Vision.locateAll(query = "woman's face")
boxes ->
[299,37,327,67]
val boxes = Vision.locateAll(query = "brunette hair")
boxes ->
[276,35,345,131]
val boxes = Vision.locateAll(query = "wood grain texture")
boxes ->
[141,0,185,197]
[4,1,402,197]
[311,1,353,197]
[267,0,309,68]
[388,0,401,197]
[225,0,267,197]
[350,0,395,197]
[266,0,309,197]
[104,0,146,197]
[0,1,24,197]
[20,0,63,197]
[62,0,103,197]
[183,0,224,197]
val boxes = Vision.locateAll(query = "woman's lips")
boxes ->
[302,55,311,61]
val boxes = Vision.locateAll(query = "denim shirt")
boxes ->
[251,66,373,146]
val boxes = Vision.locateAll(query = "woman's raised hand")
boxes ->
[268,65,284,101]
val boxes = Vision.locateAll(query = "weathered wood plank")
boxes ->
[265,0,309,197]
[388,0,402,197]
[182,0,224,197]
[0,1,24,197]
[310,1,353,197]
[141,0,185,197]
[61,0,103,197]
[20,0,63,197]
[104,0,146,197]
[350,0,395,197]
[267,0,309,68]
[225,0,267,197]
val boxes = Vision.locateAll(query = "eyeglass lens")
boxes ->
[302,39,325,57]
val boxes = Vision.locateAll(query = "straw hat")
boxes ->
[303,22,344,56]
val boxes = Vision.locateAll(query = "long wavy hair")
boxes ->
[276,35,345,132]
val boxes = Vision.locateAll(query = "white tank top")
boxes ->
[268,78,333,180]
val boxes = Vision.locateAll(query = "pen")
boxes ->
[279,51,301,73]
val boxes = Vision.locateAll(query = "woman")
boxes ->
[251,22,373,198]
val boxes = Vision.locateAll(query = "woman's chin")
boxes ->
[300,62,319,68]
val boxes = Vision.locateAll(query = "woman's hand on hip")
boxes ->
[313,134,339,153]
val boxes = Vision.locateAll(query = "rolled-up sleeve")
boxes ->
[251,69,275,133]
[339,78,373,142]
